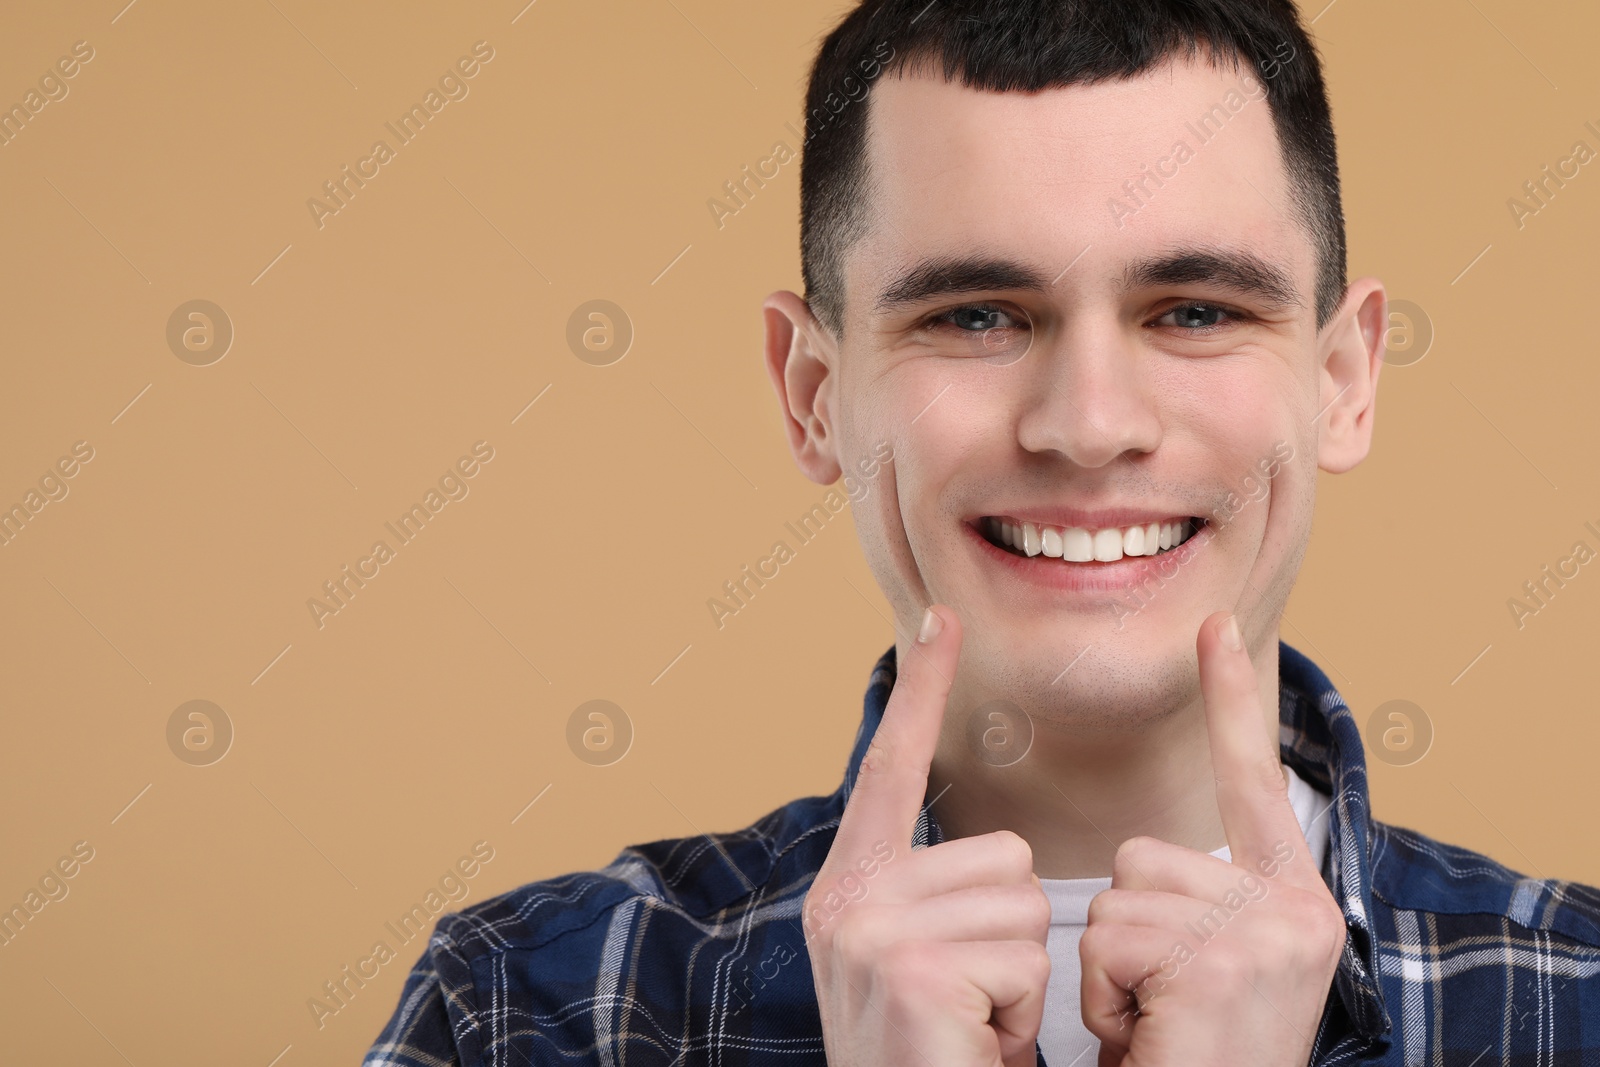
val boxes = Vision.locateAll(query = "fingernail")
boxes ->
[918,606,943,644]
[1220,613,1243,652]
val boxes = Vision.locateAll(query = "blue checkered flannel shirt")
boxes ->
[364,642,1600,1065]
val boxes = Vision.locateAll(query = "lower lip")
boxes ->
[964,519,1210,594]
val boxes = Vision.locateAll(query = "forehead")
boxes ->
[850,55,1306,310]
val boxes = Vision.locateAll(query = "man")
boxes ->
[365,1,1600,1064]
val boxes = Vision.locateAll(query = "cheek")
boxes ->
[839,360,995,609]
[1263,446,1315,547]
[1165,359,1301,482]
[1229,434,1315,619]
[883,388,997,533]
[846,453,938,619]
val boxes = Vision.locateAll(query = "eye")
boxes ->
[911,301,1034,363]
[922,302,1026,333]
[1151,302,1244,332]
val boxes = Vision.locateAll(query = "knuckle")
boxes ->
[1078,921,1112,962]
[1016,884,1053,934]
[855,733,897,779]
[1309,901,1348,962]
[829,908,877,966]
[1255,754,1290,799]
[1116,834,1154,860]
[801,892,823,933]
[1018,939,1052,982]
[854,738,928,800]
[825,915,864,966]
[1281,892,1345,951]
[988,828,1034,875]
[1113,835,1156,877]
[807,873,869,950]
[1085,888,1117,925]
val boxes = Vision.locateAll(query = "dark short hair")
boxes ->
[799,0,1347,338]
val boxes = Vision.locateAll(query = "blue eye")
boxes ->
[1155,303,1237,330]
[914,302,1033,362]
[929,303,1024,332]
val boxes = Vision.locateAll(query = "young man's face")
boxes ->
[769,55,1383,727]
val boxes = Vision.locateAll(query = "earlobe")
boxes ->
[762,290,843,485]
[1314,278,1386,475]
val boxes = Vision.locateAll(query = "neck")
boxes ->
[921,632,1283,879]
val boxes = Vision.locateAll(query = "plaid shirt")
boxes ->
[364,642,1600,1066]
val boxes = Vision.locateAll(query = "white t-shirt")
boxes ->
[1034,766,1333,1066]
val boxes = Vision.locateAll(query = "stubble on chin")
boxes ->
[952,625,1200,736]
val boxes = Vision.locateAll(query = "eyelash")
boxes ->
[1149,301,1250,333]
[921,300,1030,334]
[918,301,1019,331]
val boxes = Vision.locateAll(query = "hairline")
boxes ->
[812,46,1339,343]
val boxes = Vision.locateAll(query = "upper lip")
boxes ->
[974,507,1199,530]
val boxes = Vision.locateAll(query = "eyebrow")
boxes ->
[870,246,1302,315]
[1121,248,1302,311]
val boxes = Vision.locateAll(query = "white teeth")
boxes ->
[1041,526,1063,558]
[1061,527,1093,562]
[1123,524,1145,557]
[987,515,1198,562]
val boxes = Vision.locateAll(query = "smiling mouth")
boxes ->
[978,515,1206,562]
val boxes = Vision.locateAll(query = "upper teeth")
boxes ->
[986,517,1197,561]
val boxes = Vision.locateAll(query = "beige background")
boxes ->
[1,0,1596,1063]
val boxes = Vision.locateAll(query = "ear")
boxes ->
[762,290,843,485]
[1314,277,1386,474]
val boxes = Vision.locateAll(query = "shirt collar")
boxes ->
[840,640,1394,1045]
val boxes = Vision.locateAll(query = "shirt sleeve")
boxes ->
[362,944,465,1067]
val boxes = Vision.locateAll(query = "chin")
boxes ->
[950,611,1203,733]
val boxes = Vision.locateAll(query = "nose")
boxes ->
[1013,317,1162,468]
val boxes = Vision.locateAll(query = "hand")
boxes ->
[805,604,1052,1067]
[1078,611,1347,1067]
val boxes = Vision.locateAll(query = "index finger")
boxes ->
[1198,611,1317,887]
[835,604,962,859]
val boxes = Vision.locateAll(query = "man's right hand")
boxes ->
[804,604,1052,1067]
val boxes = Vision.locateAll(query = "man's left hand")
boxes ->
[1078,611,1348,1067]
